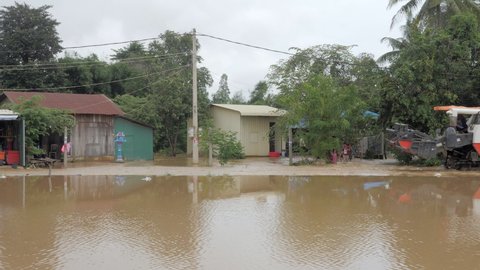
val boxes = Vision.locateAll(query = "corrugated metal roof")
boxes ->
[0,109,19,120]
[0,109,18,115]
[212,104,285,117]
[1,92,124,115]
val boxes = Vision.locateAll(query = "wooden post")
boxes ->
[208,143,213,166]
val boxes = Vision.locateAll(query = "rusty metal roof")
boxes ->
[1,92,124,115]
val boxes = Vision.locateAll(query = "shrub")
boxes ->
[200,128,244,165]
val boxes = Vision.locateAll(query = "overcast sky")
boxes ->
[3,0,402,98]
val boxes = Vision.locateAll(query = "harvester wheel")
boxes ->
[445,152,457,169]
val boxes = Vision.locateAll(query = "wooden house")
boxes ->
[0,92,153,161]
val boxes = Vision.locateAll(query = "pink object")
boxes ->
[61,143,71,154]
[331,150,337,164]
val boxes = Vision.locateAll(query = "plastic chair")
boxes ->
[49,144,59,159]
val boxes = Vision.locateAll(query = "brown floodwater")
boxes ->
[0,175,479,270]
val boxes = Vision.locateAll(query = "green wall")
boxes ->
[114,117,153,161]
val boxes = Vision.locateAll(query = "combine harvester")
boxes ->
[387,106,480,169]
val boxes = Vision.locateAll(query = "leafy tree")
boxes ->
[114,94,165,150]
[276,75,367,159]
[380,14,480,133]
[269,44,357,97]
[6,96,74,155]
[0,3,62,88]
[114,31,212,155]
[212,73,231,103]
[388,0,480,29]
[112,41,147,60]
[248,81,268,105]
[351,53,385,112]
[378,20,419,64]
[58,53,112,95]
[230,90,246,104]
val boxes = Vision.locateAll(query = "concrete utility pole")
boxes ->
[192,29,199,164]
[288,127,293,166]
[63,126,68,167]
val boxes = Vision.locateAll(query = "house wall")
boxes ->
[240,116,279,156]
[212,106,241,139]
[71,114,115,160]
[114,117,154,160]
[187,106,242,155]
[188,107,282,157]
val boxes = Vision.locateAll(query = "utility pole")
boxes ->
[63,126,68,167]
[192,28,199,164]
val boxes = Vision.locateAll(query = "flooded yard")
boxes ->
[0,175,479,269]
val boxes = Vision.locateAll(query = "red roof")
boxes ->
[1,92,124,115]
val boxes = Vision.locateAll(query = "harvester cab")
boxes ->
[387,106,480,169]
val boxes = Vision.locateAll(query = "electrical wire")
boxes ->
[0,65,190,91]
[0,37,161,54]
[198,32,392,69]
[198,33,294,56]
[0,53,190,72]
[70,76,174,112]
[0,52,189,68]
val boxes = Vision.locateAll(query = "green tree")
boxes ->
[112,41,147,60]
[269,44,357,97]
[114,31,212,155]
[58,53,112,95]
[6,96,74,155]
[388,0,480,29]
[110,41,151,97]
[114,94,165,150]
[378,21,418,64]
[351,53,385,112]
[380,14,480,133]
[248,81,269,105]
[277,75,367,159]
[230,90,246,104]
[212,73,231,103]
[0,3,62,88]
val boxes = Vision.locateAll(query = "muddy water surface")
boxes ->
[0,175,479,270]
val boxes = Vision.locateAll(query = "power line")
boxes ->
[62,37,160,50]
[0,52,189,68]
[0,37,161,54]
[0,65,190,91]
[198,32,391,69]
[70,76,175,112]
[198,33,295,56]
[0,52,190,71]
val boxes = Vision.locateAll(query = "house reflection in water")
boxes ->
[188,175,286,203]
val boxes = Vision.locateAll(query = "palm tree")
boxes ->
[378,20,418,63]
[389,0,480,29]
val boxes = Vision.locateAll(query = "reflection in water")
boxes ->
[0,175,478,269]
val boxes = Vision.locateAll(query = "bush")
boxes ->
[200,128,245,165]
[421,157,442,167]
[216,131,244,165]
[392,148,442,166]
[392,149,414,164]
